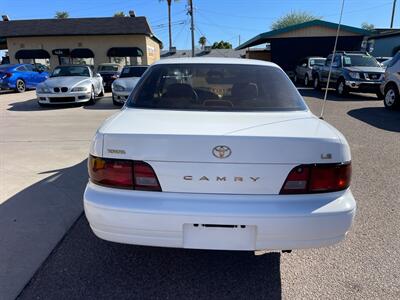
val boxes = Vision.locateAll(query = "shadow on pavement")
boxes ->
[0,89,16,95]
[7,96,119,112]
[0,160,87,300]
[298,87,379,102]
[348,107,400,132]
[19,215,282,300]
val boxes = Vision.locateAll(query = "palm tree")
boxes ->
[55,11,69,19]
[199,36,207,50]
[113,12,126,17]
[159,0,179,50]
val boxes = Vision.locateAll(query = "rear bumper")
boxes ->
[84,182,356,251]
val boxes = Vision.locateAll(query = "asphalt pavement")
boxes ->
[1,88,400,299]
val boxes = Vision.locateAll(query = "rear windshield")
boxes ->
[98,65,119,72]
[343,55,380,67]
[127,64,307,112]
[120,66,148,78]
[51,66,90,77]
[310,59,326,66]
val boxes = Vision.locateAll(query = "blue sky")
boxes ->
[2,0,398,50]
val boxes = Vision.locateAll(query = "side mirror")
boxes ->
[96,73,102,78]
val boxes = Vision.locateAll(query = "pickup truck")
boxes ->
[312,52,385,98]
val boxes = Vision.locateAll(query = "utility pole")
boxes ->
[188,0,195,57]
[391,0,397,28]
[238,35,241,47]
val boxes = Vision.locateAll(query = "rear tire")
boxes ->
[336,78,348,97]
[86,86,96,105]
[376,90,384,100]
[304,74,310,86]
[37,102,48,107]
[98,86,105,97]
[313,76,321,90]
[16,79,26,93]
[112,93,123,106]
[384,84,400,110]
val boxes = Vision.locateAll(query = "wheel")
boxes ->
[16,79,26,93]
[384,84,400,110]
[313,76,321,90]
[336,78,348,97]
[86,86,96,105]
[98,85,105,97]
[304,74,309,86]
[112,93,123,106]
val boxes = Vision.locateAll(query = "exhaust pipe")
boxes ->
[254,249,292,256]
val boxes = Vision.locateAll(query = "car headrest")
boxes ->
[165,83,194,99]
[231,82,258,100]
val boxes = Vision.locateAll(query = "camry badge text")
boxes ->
[183,176,260,182]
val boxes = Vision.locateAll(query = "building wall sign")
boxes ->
[52,48,70,56]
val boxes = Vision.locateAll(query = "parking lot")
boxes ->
[1,89,399,299]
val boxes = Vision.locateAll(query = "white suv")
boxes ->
[382,52,400,110]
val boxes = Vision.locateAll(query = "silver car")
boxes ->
[295,57,326,86]
[112,65,148,106]
[36,65,104,106]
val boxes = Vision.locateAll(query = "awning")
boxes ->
[70,48,94,58]
[15,49,50,59]
[107,47,143,57]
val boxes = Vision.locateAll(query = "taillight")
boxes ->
[88,155,161,191]
[280,163,351,194]
[1,72,12,79]
[133,161,161,191]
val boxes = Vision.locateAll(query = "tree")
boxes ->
[211,41,232,49]
[114,12,126,17]
[159,0,180,50]
[361,22,375,31]
[199,36,207,50]
[55,11,69,19]
[271,11,320,30]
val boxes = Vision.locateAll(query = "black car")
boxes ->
[312,51,385,98]
[97,63,123,91]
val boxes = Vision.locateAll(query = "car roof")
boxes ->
[0,64,26,69]
[98,63,121,66]
[153,57,280,68]
[55,64,91,67]
[123,65,148,68]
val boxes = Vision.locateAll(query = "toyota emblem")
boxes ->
[212,145,231,159]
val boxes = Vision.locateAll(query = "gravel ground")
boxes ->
[17,89,400,300]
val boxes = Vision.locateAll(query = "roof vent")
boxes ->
[203,46,212,54]
[2,15,10,21]
[129,10,136,17]
[169,47,177,54]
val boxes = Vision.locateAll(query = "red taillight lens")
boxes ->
[280,163,351,194]
[133,161,161,191]
[88,156,161,191]
[1,72,12,79]
[89,156,133,188]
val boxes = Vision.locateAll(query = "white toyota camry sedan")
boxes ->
[84,58,356,252]
[36,65,104,106]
